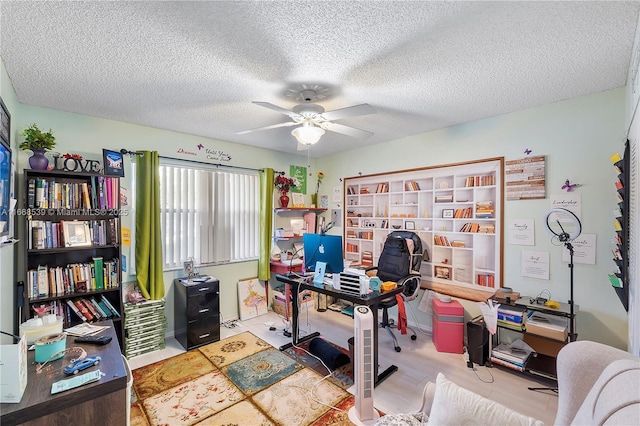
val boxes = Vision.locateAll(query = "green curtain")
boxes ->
[258,168,274,280]
[135,150,165,299]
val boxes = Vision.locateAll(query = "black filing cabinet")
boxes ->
[174,277,220,350]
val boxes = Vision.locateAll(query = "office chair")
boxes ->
[366,231,423,352]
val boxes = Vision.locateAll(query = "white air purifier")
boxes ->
[348,306,380,425]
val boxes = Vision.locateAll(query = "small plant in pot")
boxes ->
[20,124,56,170]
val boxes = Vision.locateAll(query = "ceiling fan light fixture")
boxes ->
[291,123,325,145]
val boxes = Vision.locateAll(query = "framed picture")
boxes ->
[291,192,305,207]
[103,149,125,177]
[183,260,195,278]
[442,209,454,218]
[435,266,451,280]
[0,96,9,147]
[405,220,415,230]
[381,219,388,229]
[237,278,268,320]
[63,221,92,247]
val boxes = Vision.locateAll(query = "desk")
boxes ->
[276,273,403,387]
[1,321,127,426]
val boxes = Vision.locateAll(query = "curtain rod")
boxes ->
[158,155,284,174]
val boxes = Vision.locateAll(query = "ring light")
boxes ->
[544,208,582,242]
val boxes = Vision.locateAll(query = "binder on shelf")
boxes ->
[93,257,104,289]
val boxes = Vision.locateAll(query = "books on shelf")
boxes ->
[475,201,494,218]
[26,258,120,298]
[435,195,454,203]
[28,176,120,210]
[497,304,525,329]
[463,174,495,187]
[404,181,420,191]
[458,222,495,234]
[491,341,533,370]
[27,218,120,249]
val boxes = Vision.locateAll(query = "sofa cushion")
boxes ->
[426,373,544,426]
[570,358,640,425]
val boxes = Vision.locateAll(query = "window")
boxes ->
[134,161,260,270]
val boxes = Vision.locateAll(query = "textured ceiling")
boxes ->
[1,1,639,158]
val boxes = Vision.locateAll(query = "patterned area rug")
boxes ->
[130,331,359,426]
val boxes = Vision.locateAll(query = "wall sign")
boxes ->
[505,155,546,200]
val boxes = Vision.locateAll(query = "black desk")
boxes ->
[276,273,403,386]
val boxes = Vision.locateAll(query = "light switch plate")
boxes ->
[331,209,341,227]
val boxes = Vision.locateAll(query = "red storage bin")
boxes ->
[432,299,464,353]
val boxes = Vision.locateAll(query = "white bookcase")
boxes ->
[343,158,503,292]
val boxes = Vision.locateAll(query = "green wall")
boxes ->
[317,88,629,348]
[0,56,630,349]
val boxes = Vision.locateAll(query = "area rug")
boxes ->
[130,331,358,426]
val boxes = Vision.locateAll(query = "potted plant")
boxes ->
[20,123,56,170]
[274,174,296,208]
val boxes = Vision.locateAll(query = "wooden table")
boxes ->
[1,321,127,426]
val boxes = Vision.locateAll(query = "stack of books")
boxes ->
[491,342,533,372]
[475,201,494,218]
[497,304,526,331]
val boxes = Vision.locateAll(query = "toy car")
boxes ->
[63,355,101,375]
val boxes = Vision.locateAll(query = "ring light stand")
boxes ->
[528,208,581,394]
[544,207,581,344]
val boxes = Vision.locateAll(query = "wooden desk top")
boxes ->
[1,321,127,425]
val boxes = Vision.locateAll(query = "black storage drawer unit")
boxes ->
[175,277,221,350]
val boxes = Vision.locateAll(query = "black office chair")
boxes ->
[366,231,423,352]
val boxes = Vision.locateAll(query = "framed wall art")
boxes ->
[0,96,9,147]
[103,149,124,177]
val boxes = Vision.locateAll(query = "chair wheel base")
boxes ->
[395,346,401,352]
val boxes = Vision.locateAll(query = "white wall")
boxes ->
[318,88,629,349]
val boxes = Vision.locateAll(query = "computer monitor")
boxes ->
[303,233,344,274]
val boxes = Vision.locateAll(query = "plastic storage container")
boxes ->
[19,315,63,344]
[432,299,464,353]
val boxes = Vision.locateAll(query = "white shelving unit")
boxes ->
[343,158,503,292]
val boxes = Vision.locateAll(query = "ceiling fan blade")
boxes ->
[252,101,300,118]
[321,103,376,121]
[236,121,298,135]
[322,122,373,139]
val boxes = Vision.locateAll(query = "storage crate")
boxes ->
[432,299,464,353]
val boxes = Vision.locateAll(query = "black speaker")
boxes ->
[466,316,489,366]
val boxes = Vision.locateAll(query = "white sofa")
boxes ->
[375,340,640,425]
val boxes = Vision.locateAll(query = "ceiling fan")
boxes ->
[236,90,376,147]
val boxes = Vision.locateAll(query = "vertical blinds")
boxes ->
[159,165,259,269]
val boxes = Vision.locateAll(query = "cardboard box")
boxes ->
[523,333,565,358]
[0,335,27,403]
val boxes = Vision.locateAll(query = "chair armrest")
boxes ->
[419,381,437,416]
[554,341,637,425]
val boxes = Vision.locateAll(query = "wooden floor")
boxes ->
[128,307,559,424]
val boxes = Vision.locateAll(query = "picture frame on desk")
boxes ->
[405,220,415,230]
[63,220,92,247]
[291,192,305,207]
